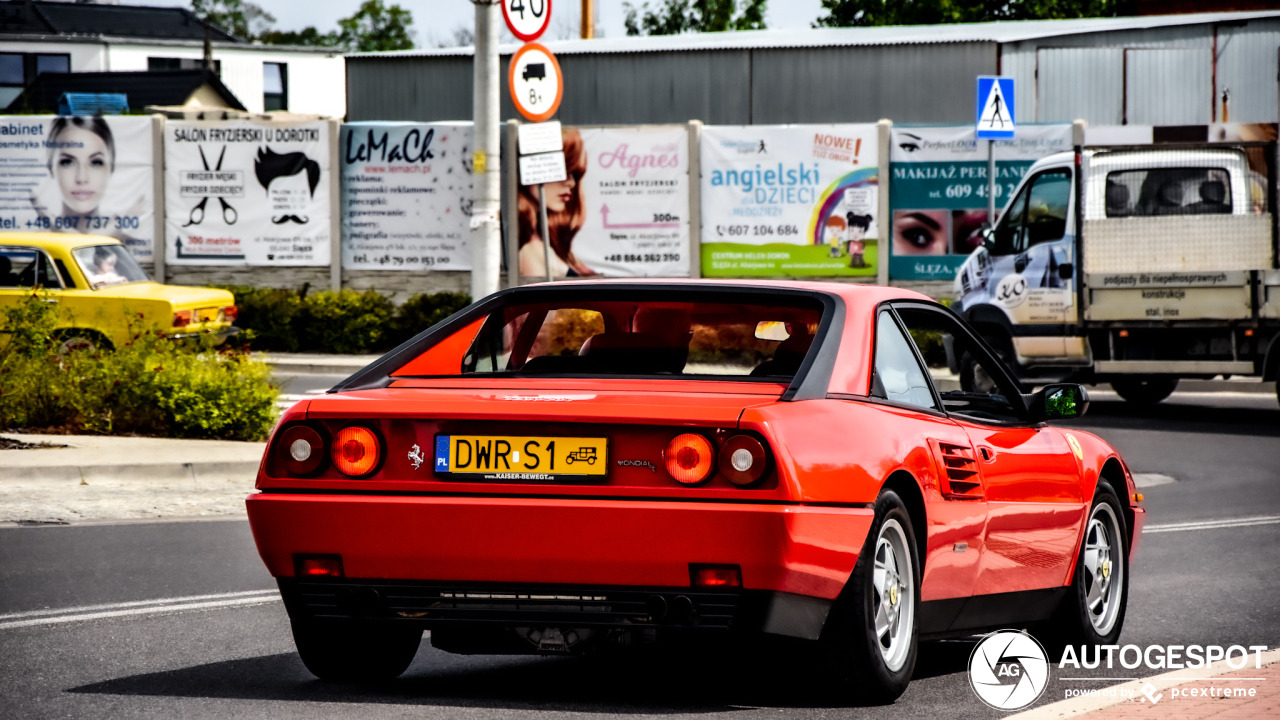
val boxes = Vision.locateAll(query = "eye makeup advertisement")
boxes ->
[888,124,1071,280]
[700,124,879,277]
[164,120,331,266]
[0,115,155,262]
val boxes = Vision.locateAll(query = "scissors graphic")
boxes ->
[183,146,238,227]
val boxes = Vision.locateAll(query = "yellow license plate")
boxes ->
[434,435,608,479]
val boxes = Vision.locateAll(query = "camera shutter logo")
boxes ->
[968,630,1050,711]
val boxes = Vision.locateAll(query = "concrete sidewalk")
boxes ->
[0,433,264,524]
[262,352,379,376]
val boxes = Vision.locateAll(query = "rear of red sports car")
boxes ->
[247,282,880,674]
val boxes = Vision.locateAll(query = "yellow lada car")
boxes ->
[0,233,238,351]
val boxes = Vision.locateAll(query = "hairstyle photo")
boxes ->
[517,129,587,263]
[46,116,116,172]
[254,147,321,196]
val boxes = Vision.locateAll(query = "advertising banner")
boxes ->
[888,124,1071,281]
[517,125,690,279]
[700,124,880,277]
[165,120,330,266]
[340,122,472,271]
[0,115,155,263]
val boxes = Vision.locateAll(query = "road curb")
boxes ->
[0,461,260,486]
[1009,647,1280,719]
[266,361,363,376]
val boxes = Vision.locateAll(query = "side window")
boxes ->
[1024,170,1071,247]
[990,182,1028,256]
[872,311,938,411]
[0,247,37,288]
[894,306,1025,424]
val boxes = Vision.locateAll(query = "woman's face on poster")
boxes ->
[543,174,577,213]
[54,126,112,214]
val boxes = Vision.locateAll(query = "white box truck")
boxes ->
[953,141,1279,405]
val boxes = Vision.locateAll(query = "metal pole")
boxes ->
[538,183,553,282]
[471,0,502,301]
[581,0,595,39]
[987,139,997,224]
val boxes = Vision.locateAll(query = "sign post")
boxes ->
[517,121,567,282]
[976,76,1015,224]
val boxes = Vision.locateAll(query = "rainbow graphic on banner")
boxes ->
[807,167,879,246]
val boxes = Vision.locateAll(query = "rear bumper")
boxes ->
[247,492,873,633]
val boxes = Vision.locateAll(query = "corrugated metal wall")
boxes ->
[347,42,996,124]
[1125,48,1212,124]
[1004,16,1279,126]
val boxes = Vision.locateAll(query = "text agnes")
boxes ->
[597,143,679,178]
[1059,645,1269,670]
[345,128,435,164]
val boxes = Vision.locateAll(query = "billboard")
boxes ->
[888,124,1072,281]
[340,122,473,271]
[700,124,880,277]
[165,120,331,266]
[517,125,690,279]
[0,116,155,263]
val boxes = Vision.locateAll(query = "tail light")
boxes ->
[331,426,382,477]
[294,554,343,578]
[220,305,238,323]
[172,310,192,327]
[278,424,325,476]
[691,564,742,588]
[719,435,768,486]
[664,433,714,485]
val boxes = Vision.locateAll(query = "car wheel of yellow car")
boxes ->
[55,331,111,356]
[821,489,920,704]
[291,619,423,682]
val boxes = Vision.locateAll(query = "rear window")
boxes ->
[1105,167,1232,217]
[459,296,825,379]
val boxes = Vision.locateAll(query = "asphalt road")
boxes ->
[1,389,1278,719]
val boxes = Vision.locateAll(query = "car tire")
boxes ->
[1110,376,1178,404]
[820,489,920,705]
[1038,482,1130,651]
[291,619,422,682]
[54,330,111,356]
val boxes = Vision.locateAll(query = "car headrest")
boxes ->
[1200,180,1226,204]
[579,332,686,374]
[1105,183,1130,210]
[1158,181,1183,206]
[775,329,814,360]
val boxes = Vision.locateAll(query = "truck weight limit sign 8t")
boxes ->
[509,43,563,123]
[502,0,552,42]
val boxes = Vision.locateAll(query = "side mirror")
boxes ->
[980,225,996,252]
[1027,383,1090,421]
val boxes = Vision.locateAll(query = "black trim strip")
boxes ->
[257,487,873,509]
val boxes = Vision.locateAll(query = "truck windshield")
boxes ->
[1106,168,1232,217]
[461,296,825,379]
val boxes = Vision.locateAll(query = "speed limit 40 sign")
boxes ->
[502,0,552,42]
[509,43,563,122]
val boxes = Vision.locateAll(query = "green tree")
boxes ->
[624,0,768,36]
[813,0,1133,27]
[258,26,340,47]
[336,0,416,52]
[190,0,276,40]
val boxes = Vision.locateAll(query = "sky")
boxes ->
[140,0,829,46]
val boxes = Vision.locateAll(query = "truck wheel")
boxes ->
[820,490,919,704]
[1035,481,1129,651]
[1110,377,1178,404]
[291,619,422,682]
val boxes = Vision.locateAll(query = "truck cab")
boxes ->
[954,144,1280,405]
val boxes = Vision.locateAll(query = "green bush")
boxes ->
[219,286,471,354]
[0,292,278,441]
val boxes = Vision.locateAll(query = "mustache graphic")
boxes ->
[272,215,309,224]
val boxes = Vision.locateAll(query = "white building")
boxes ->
[0,1,345,116]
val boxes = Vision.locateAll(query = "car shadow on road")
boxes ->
[67,639,976,712]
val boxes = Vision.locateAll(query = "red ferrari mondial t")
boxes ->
[247,280,1143,701]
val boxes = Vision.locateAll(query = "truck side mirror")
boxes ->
[1027,383,1090,421]
[980,225,996,252]
[1058,262,1074,280]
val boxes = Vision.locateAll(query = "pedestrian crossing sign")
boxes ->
[976,76,1015,139]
